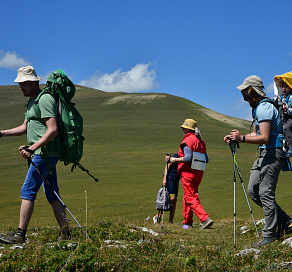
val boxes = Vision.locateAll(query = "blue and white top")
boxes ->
[253,100,284,149]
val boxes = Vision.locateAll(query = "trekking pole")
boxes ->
[161,187,166,229]
[229,141,260,248]
[161,153,171,229]
[23,149,92,242]
[283,140,292,171]
[285,156,292,171]
[76,163,99,182]
[230,142,237,249]
[234,155,260,239]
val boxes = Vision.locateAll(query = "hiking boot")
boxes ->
[251,237,276,248]
[0,228,26,244]
[284,219,292,233]
[153,214,161,224]
[58,229,71,241]
[278,219,292,238]
[200,217,213,229]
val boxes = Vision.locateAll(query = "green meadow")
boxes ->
[1,84,292,228]
[1,85,292,271]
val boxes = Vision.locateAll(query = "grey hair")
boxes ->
[194,127,202,139]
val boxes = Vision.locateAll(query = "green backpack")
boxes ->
[31,69,98,181]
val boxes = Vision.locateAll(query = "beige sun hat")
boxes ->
[180,119,197,131]
[236,75,266,97]
[14,66,41,83]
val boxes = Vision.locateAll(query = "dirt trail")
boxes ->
[201,108,250,129]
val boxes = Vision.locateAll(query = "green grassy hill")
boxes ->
[0,85,291,230]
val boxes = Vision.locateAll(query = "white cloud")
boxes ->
[232,98,253,121]
[39,71,52,84]
[0,51,30,69]
[266,82,274,96]
[79,63,159,92]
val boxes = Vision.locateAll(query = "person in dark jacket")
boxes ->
[153,153,180,224]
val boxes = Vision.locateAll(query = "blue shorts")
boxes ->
[167,176,179,197]
[21,155,60,203]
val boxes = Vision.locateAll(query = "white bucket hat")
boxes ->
[14,66,41,83]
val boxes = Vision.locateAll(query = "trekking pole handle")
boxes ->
[165,153,171,186]
[20,146,35,154]
[166,153,171,163]
[228,139,239,154]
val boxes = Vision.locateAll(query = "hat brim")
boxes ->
[14,76,41,83]
[237,83,249,90]
[180,124,196,131]
[237,84,266,97]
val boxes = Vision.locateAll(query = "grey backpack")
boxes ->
[155,187,172,211]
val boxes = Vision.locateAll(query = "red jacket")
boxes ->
[177,132,206,175]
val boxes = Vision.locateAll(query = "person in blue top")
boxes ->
[153,153,180,224]
[224,75,292,247]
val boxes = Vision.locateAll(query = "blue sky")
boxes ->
[1,0,292,120]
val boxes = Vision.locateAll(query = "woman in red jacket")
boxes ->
[167,119,213,229]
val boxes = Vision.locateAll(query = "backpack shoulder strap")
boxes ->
[287,93,292,108]
[253,98,284,135]
[32,90,54,120]
[253,98,278,118]
[251,99,277,130]
[252,99,266,121]
[29,90,56,174]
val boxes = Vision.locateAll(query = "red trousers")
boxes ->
[181,171,209,225]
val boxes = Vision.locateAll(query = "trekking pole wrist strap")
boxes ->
[242,135,245,143]
[0,132,2,138]
[21,146,35,154]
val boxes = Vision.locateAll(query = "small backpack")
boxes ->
[155,186,172,211]
[29,69,98,181]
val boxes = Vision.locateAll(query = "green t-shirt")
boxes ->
[26,92,59,157]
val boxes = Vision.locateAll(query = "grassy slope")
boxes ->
[0,84,291,231]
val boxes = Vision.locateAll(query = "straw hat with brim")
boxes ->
[180,119,197,131]
[14,66,41,83]
[236,75,266,97]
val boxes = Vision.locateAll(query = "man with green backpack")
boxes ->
[0,66,70,244]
